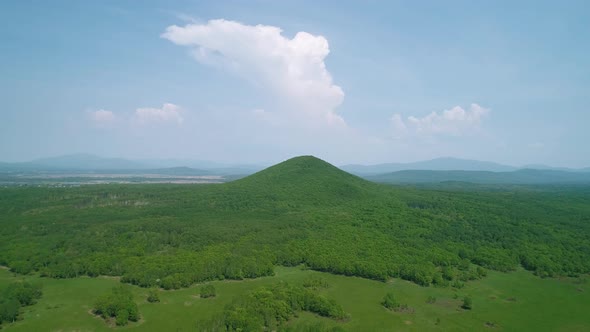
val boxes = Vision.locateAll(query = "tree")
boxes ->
[462,296,472,310]
[200,284,216,298]
[147,289,160,303]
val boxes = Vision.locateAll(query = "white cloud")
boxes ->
[89,109,115,123]
[162,19,345,127]
[392,103,490,137]
[134,103,184,125]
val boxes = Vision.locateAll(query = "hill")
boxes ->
[367,169,590,184]
[341,157,516,175]
[228,155,378,203]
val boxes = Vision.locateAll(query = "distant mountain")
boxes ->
[520,164,587,172]
[367,169,590,185]
[341,157,517,175]
[33,153,149,170]
[138,158,264,173]
[0,154,263,175]
[136,167,211,176]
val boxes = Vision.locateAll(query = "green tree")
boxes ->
[200,284,216,298]
[147,289,160,303]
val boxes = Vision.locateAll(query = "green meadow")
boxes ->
[1,266,588,332]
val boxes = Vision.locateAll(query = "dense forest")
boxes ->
[1,156,589,294]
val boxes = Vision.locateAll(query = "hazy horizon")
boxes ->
[2,152,589,170]
[2,1,589,167]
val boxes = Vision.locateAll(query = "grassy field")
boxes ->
[1,266,588,332]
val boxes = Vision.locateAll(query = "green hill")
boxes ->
[228,156,377,203]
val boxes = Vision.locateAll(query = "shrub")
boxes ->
[147,289,160,303]
[115,309,128,326]
[461,296,472,310]
[381,292,399,310]
[200,284,216,298]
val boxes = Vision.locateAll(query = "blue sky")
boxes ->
[1,0,588,167]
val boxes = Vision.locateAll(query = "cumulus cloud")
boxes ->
[134,103,184,125]
[89,109,115,123]
[392,103,490,137]
[161,19,345,127]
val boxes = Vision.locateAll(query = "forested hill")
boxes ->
[227,155,378,203]
[0,156,589,291]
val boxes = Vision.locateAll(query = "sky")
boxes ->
[1,0,589,167]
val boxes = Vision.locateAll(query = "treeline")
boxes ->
[196,282,347,331]
[0,281,42,326]
[0,180,589,290]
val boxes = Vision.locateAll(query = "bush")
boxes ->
[303,276,329,290]
[115,309,128,326]
[200,284,216,298]
[147,289,160,303]
[381,292,399,310]
[461,296,472,310]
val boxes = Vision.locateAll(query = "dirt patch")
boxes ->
[576,287,584,292]
[436,299,460,309]
[98,275,121,281]
[404,320,413,325]
[184,301,193,306]
[505,297,517,302]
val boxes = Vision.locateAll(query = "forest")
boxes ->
[0,156,589,329]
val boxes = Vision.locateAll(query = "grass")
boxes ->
[1,266,588,331]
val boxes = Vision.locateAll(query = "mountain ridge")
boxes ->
[367,169,590,185]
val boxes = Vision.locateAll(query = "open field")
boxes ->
[1,266,588,332]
